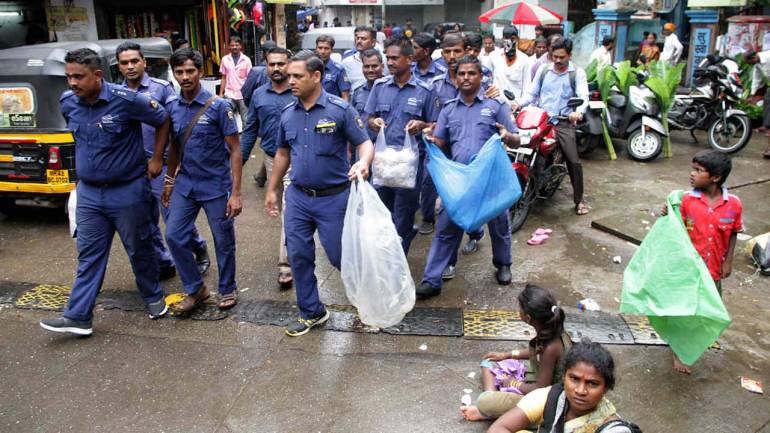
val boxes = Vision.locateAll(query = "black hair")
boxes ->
[262,40,278,50]
[116,41,143,59]
[482,33,495,42]
[535,25,546,33]
[173,38,189,51]
[290,51,325,76]
[266,47,291,58]
[384,36,414,57]
[562,340,616,390]
[649,33,658,40]
[169,47,203,70]
[535,36,547,46]
[316,35,335,48]
[464,33,483,50]
[412,32,437,53]
[551,38,573,55]
[502,25,519,39]
[354,25,377,40]
[361,48,382,63]
[229,35,242,44]
[518,284,565,345]
[643,31,650,38]
[693,150,732,186]
[455,55,482,74]
[64,48,102,70]
[602,35,615,47]
[441,33,464,49]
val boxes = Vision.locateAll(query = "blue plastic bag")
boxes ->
[425,134,521,232]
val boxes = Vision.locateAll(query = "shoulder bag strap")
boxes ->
[177,95,218,165]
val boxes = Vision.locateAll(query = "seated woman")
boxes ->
[461,285,571,421]
[488,341,638,433]
[637,33,660,66]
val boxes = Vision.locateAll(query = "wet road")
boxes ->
[1,130,769,433]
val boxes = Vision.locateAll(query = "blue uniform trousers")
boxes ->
[149,166,206,270]
[165,191,236,295]
[376,158,424,254]
[64,177,162,322]
[284,184,348,320]
[421,206,512,289]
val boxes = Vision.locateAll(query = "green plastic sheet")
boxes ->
[621,190,731,365]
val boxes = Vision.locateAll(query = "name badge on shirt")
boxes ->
[316,119,337,134]
[101,114,119,125]
[480,108,493,117]
[197,115,211,125]
[407,97,419,107]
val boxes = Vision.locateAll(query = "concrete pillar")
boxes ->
[592,9,634,62]
[275,4,286,48]
[685,9,719,86]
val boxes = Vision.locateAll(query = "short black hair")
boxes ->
[602,36,615,47]
[412,32,437,53]
[455,55,482,74]
[535,36,547,46]
[116,41,143,59]
[361,48,382,63]
[441,33,464,49]
[384,36,414,57]
[315,35,335,48]
[64,48,102,70]
[562,340,616,390]
[693,150,732,186]
[169,47,204,70]
[290,51,325,76]
[464,33,483,50]
[266,47,291,58]
[502,25,519,39]
[173,38,189,51]
[229,35,241,44]
[482,33,495,42]
[551,38,573,55]
[354,25,376,40]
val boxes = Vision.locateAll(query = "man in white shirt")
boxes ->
[488,25,532,101]
[589,36,614,70]
[660,23,683,65]
[342,26,385,87]
[479,33,501,70]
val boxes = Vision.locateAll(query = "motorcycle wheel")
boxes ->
[626,129,663,162]
[708,114,752,153]
[510,175,536,234]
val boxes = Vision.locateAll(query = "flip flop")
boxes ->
[534,228,553,236]
[527,233,549,246]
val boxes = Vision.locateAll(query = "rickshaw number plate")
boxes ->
[47,169,69,184]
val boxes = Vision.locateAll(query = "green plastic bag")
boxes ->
[621,190,731,366]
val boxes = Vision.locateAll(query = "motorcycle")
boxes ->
[668,54,752,153]
[576,82,607,157]
[604,71,668,161]
[504,91,583,233]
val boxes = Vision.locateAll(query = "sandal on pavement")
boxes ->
[534,228,553,236]
[575,202,590,216]
[218,292,237,310]
[170,285,210,315]
[527,233,550,246]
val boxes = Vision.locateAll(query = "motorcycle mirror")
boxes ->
[635,71,647,82]
[503,90,515,101]
[567,98,583,109]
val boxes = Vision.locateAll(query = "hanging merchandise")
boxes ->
[252,2,263,24]
[211,0,221,64]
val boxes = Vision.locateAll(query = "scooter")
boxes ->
[604,71,668,161]
[576,82,607,156]
[504,91,583,233]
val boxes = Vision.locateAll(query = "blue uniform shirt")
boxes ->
[411,60,447,84]
[240,83,295,159]
[120,73,176,158]
[60,81,168,184]
[350,80,376,141]
[434,91,517,165]
[241,65,269,107]
[166,87,239,201]
[322,59,351,97]
[277,91,369,190]
[364,75,438,150]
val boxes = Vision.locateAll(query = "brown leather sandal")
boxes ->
[170,285,210,315]
[218,292,237,310]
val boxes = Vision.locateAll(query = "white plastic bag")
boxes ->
[341,176,415,328]
[67,189,77,238]
[372,128,419,189]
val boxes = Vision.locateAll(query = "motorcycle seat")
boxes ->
[607,94,626,108]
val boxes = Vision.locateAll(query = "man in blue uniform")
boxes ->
[350,48,384,142]
[241,40,277,188]
[435,33,493,79]
[315,35,351,101]
[115,41,210,281]
[266,52,373,337]
[40,48,171,335]
[162,48,243,314]
[241,47,296,289]
[418,57,518,299]
[411,32,446,84]
[365,36,438,255]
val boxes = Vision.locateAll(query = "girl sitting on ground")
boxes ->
[461,284,571,422]
[488,341,638,433]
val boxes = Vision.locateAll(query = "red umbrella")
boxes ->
[479,1,563,26]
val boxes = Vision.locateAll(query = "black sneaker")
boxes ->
[147,298,168,319]
[416,282,441,300]
[441,265,456,281]
[285,310,330,337]
[496,265,512,285]
[40,317,93,336]
[159,266,176,281]
[195,245,211,276]
[418,220,435,235]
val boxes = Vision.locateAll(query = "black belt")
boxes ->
[295,182,349,197]
[82,174,142,188]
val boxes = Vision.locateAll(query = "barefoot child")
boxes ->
[460,285,571,421]
[663,150,742,374]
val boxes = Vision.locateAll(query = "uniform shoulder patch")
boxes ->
[356,116,365,129]
[149,98,160,110]
[327,95,348,109]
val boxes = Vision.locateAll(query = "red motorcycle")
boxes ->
[504,95,583,233]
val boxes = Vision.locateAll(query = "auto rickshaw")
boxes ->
[0,37,172,215]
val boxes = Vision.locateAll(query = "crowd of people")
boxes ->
[35,21,754,432]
